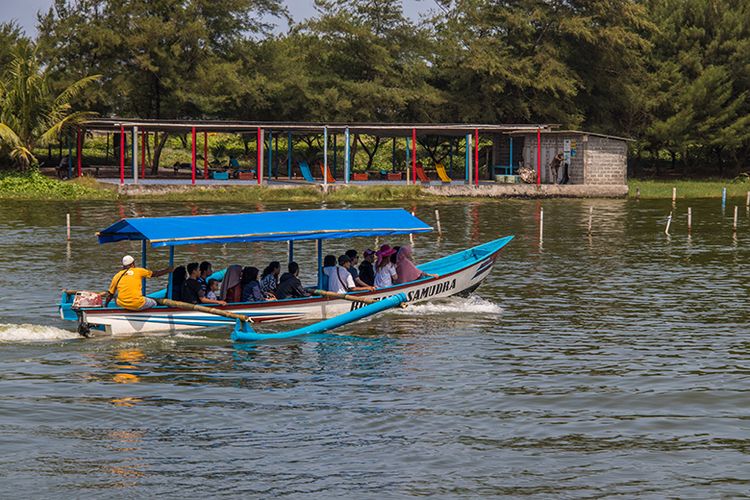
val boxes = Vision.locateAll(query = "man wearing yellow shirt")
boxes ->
[105,255,173,310]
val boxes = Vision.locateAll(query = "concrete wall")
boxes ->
[583,135,628,185]
[521,133,627,185]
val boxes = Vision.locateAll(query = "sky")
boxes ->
[2,0,436,36]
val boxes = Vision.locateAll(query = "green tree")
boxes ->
[0,22,26,73]
[0,41,100,169]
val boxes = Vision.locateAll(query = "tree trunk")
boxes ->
[151,132,169,175]
[356,135,381,170]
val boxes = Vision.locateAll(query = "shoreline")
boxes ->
[1,171,749,201]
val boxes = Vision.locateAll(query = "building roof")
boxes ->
[82,117,558,137]
[508,129,633,142]
[97,209,433,247]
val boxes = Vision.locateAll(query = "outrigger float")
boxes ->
[59,209,513,340]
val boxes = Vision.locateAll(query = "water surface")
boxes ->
[0,198,748,497]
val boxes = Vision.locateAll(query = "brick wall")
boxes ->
[583,136,627,185]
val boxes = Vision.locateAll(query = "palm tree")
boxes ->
[0,41,100,170]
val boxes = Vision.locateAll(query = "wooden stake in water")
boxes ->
[733,205,738,232]
[435,209,442,236]
[665,211,672,235]
[636,188,640,200]
[687,207,692,233]
[66,213,71,241]
[672,187,677,203]
[587,206,593,235]
[539,207,545,242]
[746,191,749,207]
[722,187,727,208]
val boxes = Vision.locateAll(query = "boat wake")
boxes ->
[398,295,503,316]
[0,323,80,343]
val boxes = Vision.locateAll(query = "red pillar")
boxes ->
[203,131,209,180]
[191,127,197,185]
[474,128,479,186]
[411,128,417,185]
[119,125,125,185]
[257,127,262,185]
[140,131,146,178]
[76,128,82,177]
[536,128,541,186]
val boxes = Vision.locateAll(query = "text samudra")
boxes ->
[350,279,457,310]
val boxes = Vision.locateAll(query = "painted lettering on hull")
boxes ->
[350,279,458,311]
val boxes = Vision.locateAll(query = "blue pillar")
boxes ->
[166,246,175,299]
[406,137,410,183]
[465,134,471,183]
[509,136,514,174]
[332,134,337,177]
[288,241,294,264]
[287,132,292,179]
[317,239,323,289]
[141,240,148,294]
[267,130,273,181]
[344,128,351,184]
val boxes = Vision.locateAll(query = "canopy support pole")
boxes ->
[267,130,273,182]
[323,126,328,187]
[332,134,337,177]
[465,133,471,184]
[76,128,82,177]
[536,128,541,186]
[119,125,125,185]
[141,240,147,294]
[474,128,479,186]
[191,126,196,185]
[317,239,323,289]
[411,128,417,185]
[166,246,174,299]
[344,127,350,184]
[287,132,292,179]
[203,131,209,180]
[132,126,139,185]
[141,131,147,179]
[256,127,263,185]
[288,240,294,264]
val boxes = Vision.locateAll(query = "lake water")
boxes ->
[1,198,749,497]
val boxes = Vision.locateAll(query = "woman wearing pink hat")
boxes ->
[374,245,398,289]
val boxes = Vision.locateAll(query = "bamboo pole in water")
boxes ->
[66,213,71,241]
[587,207,593,235]
[665,211,672,235]
[733,206,738,233]
[687,207,692,233]
[435,209,442,236]
[539,207,544,243]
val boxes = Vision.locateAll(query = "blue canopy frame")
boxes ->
[97,209,433,293]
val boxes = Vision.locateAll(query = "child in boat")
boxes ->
[260,261,281,297]
[241,266,265,302]
[394,245,438,284]
[374,245,398,289]
[206,278,220,301]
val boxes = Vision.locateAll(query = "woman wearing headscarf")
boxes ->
[394,245,438,284]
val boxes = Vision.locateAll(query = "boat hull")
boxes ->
[60,236,512,337]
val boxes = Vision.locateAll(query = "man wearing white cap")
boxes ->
[105,255,173,310]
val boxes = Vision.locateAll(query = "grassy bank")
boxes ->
[629,179,750,199]
[0,170,117,200]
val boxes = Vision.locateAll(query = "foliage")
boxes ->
[0,41,100,169]
[0,170,115,200]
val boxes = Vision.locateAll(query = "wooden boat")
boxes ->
[59,209,513,337]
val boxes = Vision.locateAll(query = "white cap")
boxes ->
[122,255,135,266]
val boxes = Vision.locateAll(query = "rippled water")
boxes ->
[1,198,749,497]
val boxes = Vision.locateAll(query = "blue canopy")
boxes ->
[97,209,432,247]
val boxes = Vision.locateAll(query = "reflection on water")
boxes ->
[0,198,749,496]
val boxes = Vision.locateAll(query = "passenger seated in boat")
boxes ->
[220,264,243,302]
[345,249,371,288]
[170,265,187,301]
[274,262,311,300]
[260,261,281,298]
[198,261,213,294]
[183,262,227,306]
[206,279,220,300]
[326,255,376,294]
[321,254,337,290]
[394,245,438,284]
[105,255,173,311]
[374,245,398,289]
[358,248,376,286]
[241,266,265,302]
